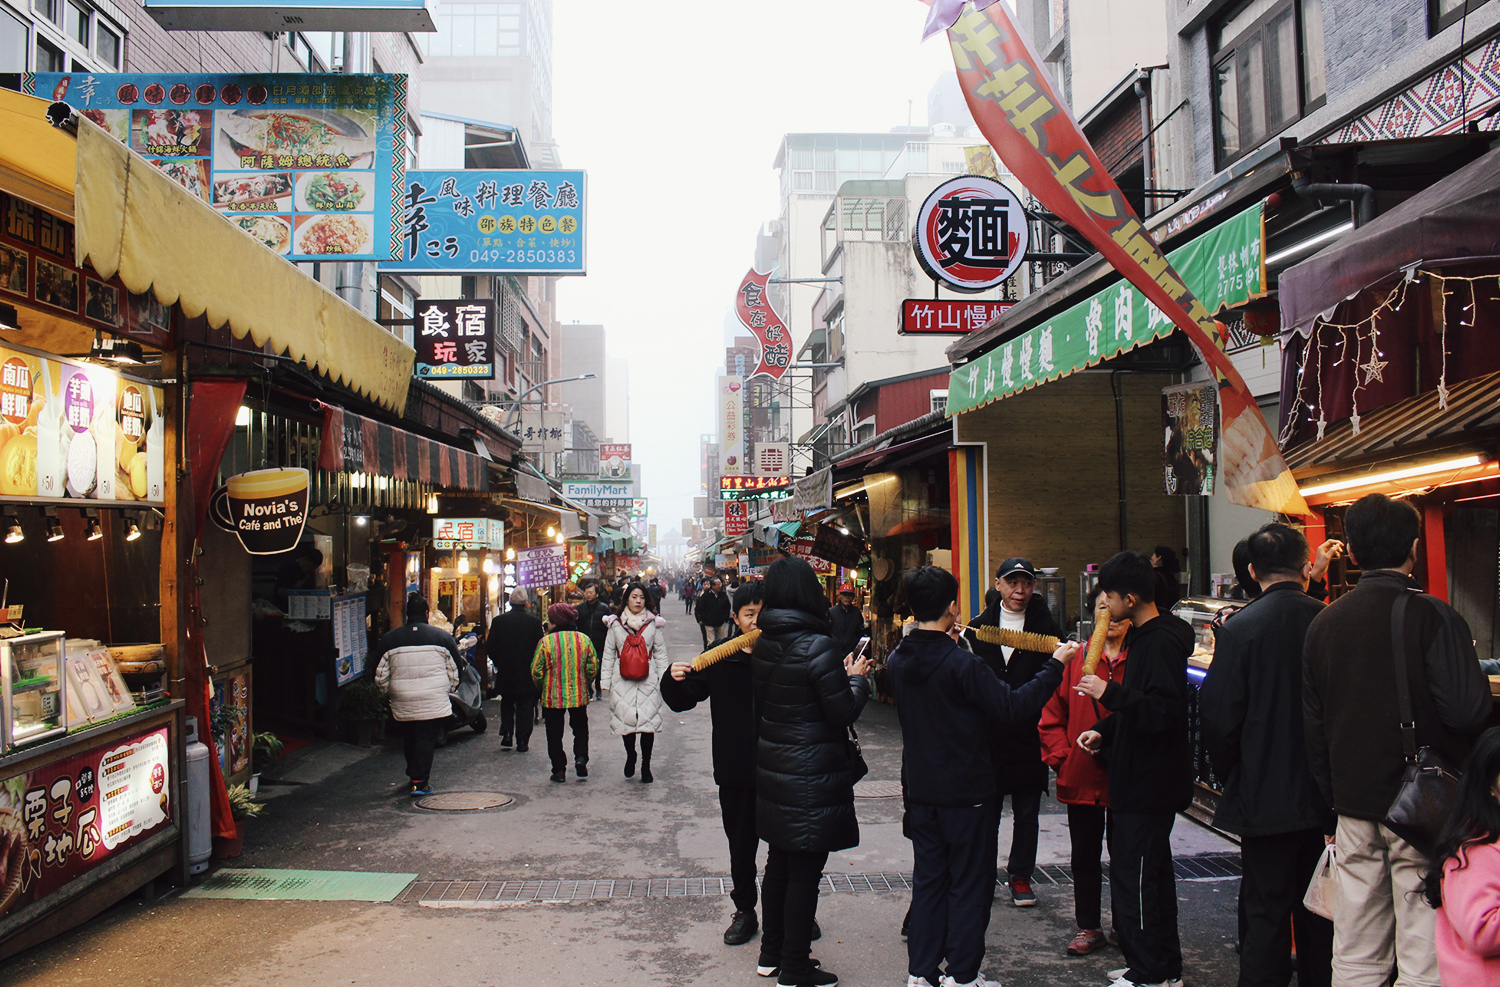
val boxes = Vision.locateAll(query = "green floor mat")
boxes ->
[182,868,417,902]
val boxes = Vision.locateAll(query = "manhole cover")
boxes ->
[853,780,902,799]
[416,791,515,811]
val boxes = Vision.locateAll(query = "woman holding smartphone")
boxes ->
[752,557,871,987]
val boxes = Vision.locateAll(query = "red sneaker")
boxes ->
[1009,879,1037,907]
[1066,928,1107,955]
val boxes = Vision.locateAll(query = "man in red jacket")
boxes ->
[1039,594,1129,956]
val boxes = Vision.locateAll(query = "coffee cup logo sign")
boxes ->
[211,468,311,555]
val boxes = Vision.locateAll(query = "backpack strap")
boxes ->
[1390,589,1419,765]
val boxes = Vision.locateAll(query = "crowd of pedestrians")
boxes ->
[368,491,1500,987]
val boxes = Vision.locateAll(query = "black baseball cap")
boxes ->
[997,558,1037,579]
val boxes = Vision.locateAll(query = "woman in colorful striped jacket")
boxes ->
[530,603,600,783]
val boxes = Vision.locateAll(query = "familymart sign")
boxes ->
[946,203,1266,415]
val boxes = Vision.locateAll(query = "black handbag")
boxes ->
[1381,590,1462,858]
[846,725,869,783]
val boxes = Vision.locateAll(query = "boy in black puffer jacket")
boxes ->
[889,565,1077,987]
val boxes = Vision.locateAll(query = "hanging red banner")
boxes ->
[735,269,792,380]
[936,1,1308,515]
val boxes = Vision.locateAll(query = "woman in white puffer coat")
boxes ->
[601,581,670,783]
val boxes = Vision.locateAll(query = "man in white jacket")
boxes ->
[375,593,461,796]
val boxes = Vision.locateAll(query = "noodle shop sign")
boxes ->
[29,72,407,263]
[142,0,434,33]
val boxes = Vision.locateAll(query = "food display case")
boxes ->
[1172,597,1241,827]
[2,632,68,752]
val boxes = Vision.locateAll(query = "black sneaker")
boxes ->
[550,770,566,783]
[724,910,758,945]
[776,967,836,987]
[516,743,528,753]
[810,919,821,941]
[576,762,589,779]
[499,734,513,749]
[757,957,821,978]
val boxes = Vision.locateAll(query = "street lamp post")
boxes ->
[502,373,597,429]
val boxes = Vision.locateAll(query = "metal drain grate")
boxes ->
[853,779,902,799]
[417,791,515,811]
[395,854,1242,906]
[183,868,418,901]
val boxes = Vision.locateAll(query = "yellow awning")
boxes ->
[0,89,76,216]
[70,115,415,413]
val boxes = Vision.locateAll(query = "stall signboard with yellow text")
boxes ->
[29,73,407,262]
[0,344,165,504]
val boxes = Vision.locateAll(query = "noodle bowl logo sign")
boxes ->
[209,468,310,555]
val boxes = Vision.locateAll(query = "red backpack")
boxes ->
[619,628,651,680]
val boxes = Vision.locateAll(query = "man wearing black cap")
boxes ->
[967,557,1063,908]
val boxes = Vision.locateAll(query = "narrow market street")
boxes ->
[2,600,1242,987]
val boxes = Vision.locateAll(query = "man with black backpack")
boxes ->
[1303,493,1490,987]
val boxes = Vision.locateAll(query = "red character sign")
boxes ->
[734,269,792,380]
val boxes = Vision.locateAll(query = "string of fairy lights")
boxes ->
[1279,268,1499,444]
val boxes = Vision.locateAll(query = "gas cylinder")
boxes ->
[184,716,212,875]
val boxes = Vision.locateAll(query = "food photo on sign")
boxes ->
[32,73,406,262]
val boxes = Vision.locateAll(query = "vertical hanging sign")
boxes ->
[718,375,743,476]
[735,270,792,379]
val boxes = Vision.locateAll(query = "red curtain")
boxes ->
[185,379,247,840]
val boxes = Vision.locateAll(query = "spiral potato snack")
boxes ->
[1080,605,1113,675]
[971,625,1062,655]
[691,629,762,671]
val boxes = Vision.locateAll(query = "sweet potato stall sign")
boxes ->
[932,0,1307,515]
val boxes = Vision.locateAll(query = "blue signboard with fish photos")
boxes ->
[381,169,586,275]
[28,72,407,262]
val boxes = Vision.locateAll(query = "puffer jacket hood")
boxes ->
[751,607,869,854]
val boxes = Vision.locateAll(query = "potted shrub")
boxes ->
[250,731,284,794]
[339,678,389,747]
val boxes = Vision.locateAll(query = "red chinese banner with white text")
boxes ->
[735,269,792,380]
[938,2,1308,515]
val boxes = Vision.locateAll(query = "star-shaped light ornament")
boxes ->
[1360,353,1388,385]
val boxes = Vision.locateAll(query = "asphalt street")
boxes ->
[2,595,1245,987]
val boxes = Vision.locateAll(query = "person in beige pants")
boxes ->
[1330,818,1436,986]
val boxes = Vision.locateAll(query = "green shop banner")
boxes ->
[947,203,1265,415]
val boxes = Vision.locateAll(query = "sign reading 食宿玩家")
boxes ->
[382,170,586,274]
[30,73,406,262]
[516,545,569,588]
[142,0,434,33]
[413,298,493,379]
[913,175,1029,293]
[946,202,1266,415]
[900,299,1014,335]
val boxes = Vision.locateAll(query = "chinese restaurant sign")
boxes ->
[1,193,173,349]
[413,298,494,379]
[723,500,749,538]
[720,475,792,502]
[516,544,569,588]
[0,726,172,918]
[734,270,791,379]
[383,170,587,274]
[0,342,165,503]
[29,72,407,262]
[946,203,1265,413]
[900,298,1014,335]
[913,175,1028,293]
[1162,381,1219,496]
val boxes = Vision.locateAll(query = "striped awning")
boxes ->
[318,404,487,492]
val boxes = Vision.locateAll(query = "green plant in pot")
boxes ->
[252,731,284,776]
[339,678,390,747]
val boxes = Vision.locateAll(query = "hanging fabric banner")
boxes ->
[934,1,1308,515]
[735,269,792,379]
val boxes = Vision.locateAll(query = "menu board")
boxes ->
[29,73,407,262]
[0,726,171,921]
[515,545,569,589]
[332,595,368,686]
[0,342,165,504]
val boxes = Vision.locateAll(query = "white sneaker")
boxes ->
[940,976,998,987]
[1105,976,1183,987]
[906,978,938,987]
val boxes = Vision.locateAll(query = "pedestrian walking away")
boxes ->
[601,581,670,783]
[1075,551,1195,987]
[1038,586,1130,957]
[373,593,461,796]
[1199,523,1333,987]
[531,602,600,782]
[966,556,1064,908]
[697,577,731,649]
[1303,494,1489,987]
[752,557,870,987]
[683,577,698,615]
[889,565,1078,987]
[662,582,766,945]
[487,588,545,752]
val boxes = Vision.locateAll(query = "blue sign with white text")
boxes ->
[381,169,587,274]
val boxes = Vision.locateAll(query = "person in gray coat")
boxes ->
[374,593,460,796]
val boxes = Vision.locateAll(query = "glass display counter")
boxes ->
[2,632,67,751]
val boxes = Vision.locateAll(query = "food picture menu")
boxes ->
[332,595,368,686]
[29,73,407,262]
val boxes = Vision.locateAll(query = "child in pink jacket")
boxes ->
[1430,727,1500,985]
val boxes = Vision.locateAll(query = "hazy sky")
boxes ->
[551,0,958,535]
